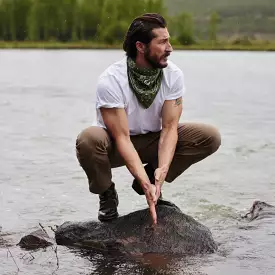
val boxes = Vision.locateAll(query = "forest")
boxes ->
[0,0,236,44]
[0,0,274,48]
[166,0,275,38]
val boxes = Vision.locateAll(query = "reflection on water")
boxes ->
[70,248,205,275]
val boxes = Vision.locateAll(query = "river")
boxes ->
[0,49,275,274]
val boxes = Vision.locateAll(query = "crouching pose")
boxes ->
[76,13,221,224]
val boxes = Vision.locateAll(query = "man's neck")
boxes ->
[135,55,152,69]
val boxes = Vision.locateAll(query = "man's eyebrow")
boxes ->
[158,37,170,42]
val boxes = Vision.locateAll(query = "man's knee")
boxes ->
[207,125,221,155]
[76,127,96,149]
[76,126,110,157]
[177,122,221,156]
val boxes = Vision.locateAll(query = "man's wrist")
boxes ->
[140,180,152,192]
[160,164,169,172]
[156,164,169,176]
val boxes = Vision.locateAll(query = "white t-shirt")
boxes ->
[95,57,185,135]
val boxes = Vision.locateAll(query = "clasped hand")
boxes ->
[144,165,168,225]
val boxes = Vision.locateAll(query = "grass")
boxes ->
[1,41,275,51]
[0,41,121,50]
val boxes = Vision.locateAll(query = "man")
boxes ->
[76,13,221,225]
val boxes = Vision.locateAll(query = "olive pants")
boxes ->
[76,122,221,194]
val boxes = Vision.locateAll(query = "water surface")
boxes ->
[0,49,275,274]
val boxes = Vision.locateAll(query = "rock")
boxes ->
[242,201,275,221]
[55,202,217,256]
[0,227,7,247]
[18,229,53,250]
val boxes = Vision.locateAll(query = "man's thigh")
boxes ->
[110,122,220,168]
[176,122,221,154]
[109,131,161,168]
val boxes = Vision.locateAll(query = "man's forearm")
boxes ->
[158,127,178,170]
[115,136,151,190]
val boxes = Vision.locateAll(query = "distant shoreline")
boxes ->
[1,41,275,51]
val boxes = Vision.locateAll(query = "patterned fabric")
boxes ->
[127,57,163,109]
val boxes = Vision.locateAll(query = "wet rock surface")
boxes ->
[242,201,275,221]
[55,202,217,256]
[18,229,53,250]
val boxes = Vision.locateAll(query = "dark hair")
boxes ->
[123,13,167,59]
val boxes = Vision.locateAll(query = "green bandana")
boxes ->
[127,57,163,109]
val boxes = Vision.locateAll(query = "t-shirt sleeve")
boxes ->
[165,70,186,100]
[96,75,125,109]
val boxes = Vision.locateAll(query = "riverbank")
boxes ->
[1,41,275,51]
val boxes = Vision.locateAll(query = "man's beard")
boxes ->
[144,46,169,69]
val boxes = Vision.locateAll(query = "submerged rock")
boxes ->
[243,201,275,221]
[55,202,217,256]
[18,229,53,250]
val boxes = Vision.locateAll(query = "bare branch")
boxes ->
[7,246,20,272]
[49,225,56,233]
[39,223,48,235]
[52,246,60,275]
[20,253,28,260]
[54,246,59,268]
[29,252,35,262]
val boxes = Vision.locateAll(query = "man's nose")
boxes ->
[167,42,173,53]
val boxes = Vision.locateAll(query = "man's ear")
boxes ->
[136,41,146,54]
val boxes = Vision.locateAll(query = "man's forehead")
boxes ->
[152,28,170,39]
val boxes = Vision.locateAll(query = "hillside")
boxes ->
[165,0,275,15]
[165,0,275,38]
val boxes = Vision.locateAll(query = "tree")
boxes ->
[100,21,129,44]
[79,0,104,41]
[170,12,195,45]
[146,0,167,16]
[0,0,171,43]
[208,11,220,43]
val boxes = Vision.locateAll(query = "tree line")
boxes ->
[0,0,219,45]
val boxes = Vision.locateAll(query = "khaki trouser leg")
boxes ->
[165,123,221,182]
[76,126,161,194]
[75,123,221,194]
[76,126,113,194]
